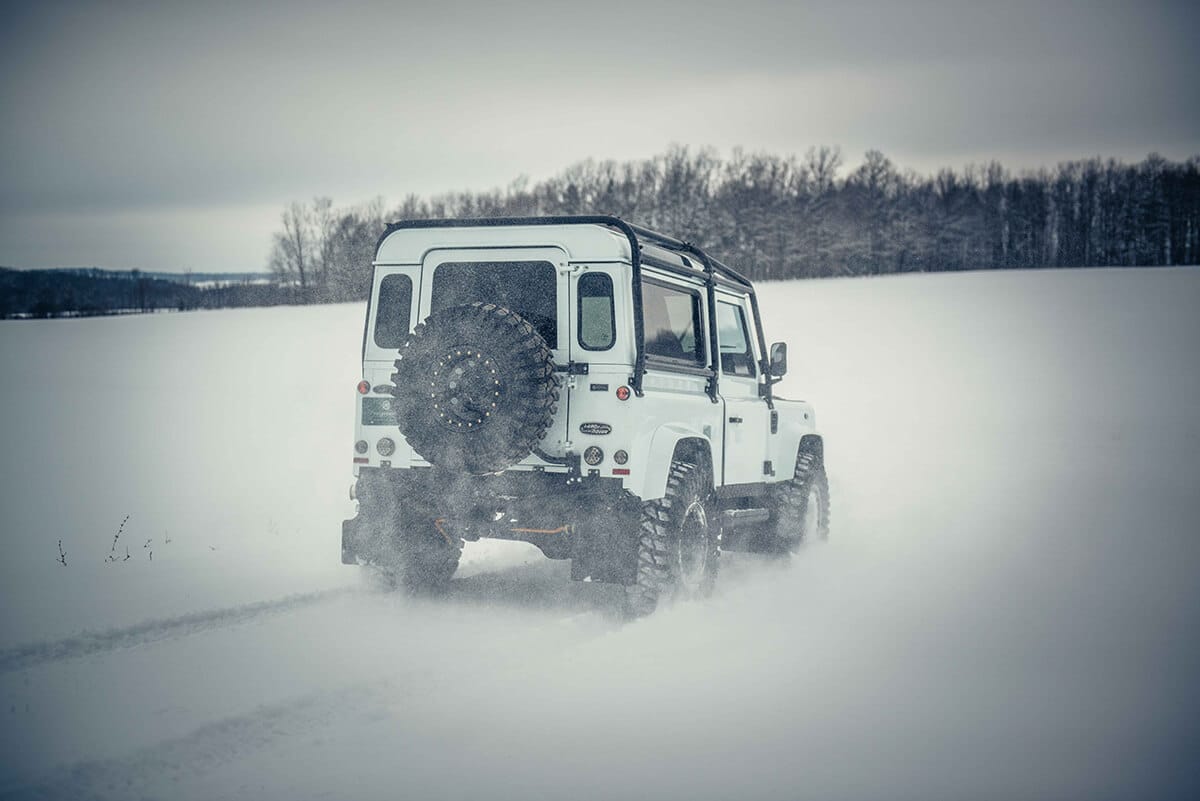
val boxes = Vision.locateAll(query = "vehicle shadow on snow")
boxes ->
[361,546,789,622]
[444,549,785,621]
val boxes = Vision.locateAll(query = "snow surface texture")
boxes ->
[1,268,1198,800]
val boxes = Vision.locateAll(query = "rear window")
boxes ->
[431,261,557,345]
[578,272,614,350]
[373,274,413,349]
[641,280,705,365]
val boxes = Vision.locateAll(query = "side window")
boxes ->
[641,279,705,365]
[578,272,614,350]
[716,300,756,377]
[373,274,413,349]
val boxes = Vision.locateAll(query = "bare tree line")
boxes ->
[269,146,1200,299]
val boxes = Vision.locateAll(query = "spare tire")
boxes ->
[389,302,559,474]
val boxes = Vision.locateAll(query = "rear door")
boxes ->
[419,247,573,459]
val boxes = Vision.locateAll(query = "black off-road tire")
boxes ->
[356,479,462,594]
[390,302,558,475]
[767,449,830,554]
[625,461,719,618]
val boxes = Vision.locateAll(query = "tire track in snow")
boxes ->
[1,681,377,800]
[3,605,617,800]
[0,588,354,674]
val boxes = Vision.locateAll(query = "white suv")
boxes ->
[342,216,828,616]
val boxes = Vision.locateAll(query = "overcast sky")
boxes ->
[1,0,1197,272]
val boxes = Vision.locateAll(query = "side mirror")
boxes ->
[769,342,788,380]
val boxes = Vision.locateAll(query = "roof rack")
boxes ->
[376,215,764,401]
[379,215,752,288]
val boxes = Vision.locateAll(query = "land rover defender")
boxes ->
[341,216,828,616]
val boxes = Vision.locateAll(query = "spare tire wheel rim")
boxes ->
[430,347,504,430]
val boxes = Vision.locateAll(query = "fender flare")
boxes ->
[631,423,714,501]
[777,433,823,481]
[799,434,823,463]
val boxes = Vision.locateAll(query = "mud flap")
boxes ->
[341,516,361,565]
[569,512,640,585]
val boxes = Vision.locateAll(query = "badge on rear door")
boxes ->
[579,423,612,436]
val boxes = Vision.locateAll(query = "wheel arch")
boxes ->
[780,433,823,478]
[799,434,823,464]
[770,397,821,481]
[632,424,714,501]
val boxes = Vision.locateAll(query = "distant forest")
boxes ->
[5,147,1197,318]
[0,268,286,319]
[269,147,1200,302]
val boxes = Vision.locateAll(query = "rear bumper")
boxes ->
[341,467,641,582]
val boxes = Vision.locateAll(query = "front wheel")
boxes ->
[624,460,719,618]
[768,450,830,554]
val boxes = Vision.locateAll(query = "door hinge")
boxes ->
[763,460,774,476]
[770,410,779,434]
[559,362,588,389]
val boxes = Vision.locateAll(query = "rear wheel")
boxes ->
[625,461,719,618]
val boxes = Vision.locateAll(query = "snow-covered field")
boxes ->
[1,268,1198,800]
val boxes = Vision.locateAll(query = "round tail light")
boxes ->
[357,380,370,395]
